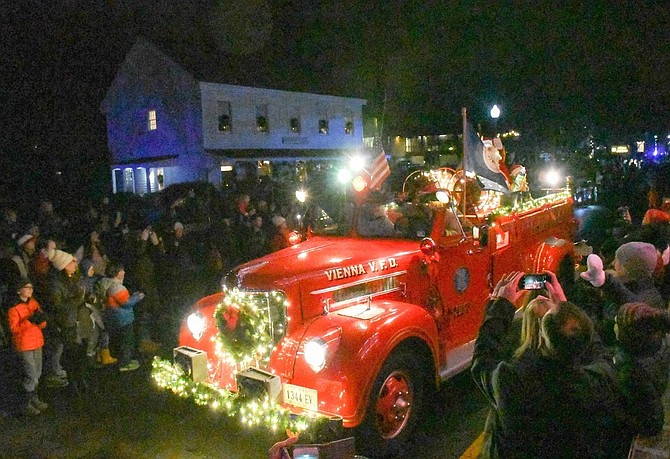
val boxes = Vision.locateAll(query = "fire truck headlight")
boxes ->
[304,339,327,372]
[187,312,206,341]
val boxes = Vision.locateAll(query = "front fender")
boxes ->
[533,237,574,273]
[288,299,439,428]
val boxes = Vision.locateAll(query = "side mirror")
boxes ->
[473,225,488,247]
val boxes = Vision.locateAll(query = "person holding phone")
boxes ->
[471,271,621,458]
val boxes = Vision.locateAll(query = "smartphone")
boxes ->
[520,273,548,290]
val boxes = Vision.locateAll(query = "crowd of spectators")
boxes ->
[0,185,298,415]
[473,218,670,457]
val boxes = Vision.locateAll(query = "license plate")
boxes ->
[283,383,318,411]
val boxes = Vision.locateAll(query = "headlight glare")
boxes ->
[187,312,206,340]
[304,339,327,372]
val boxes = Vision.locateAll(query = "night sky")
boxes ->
[2,1,669,197]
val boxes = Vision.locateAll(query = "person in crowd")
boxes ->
[580,241,665,323]
[357,200,395,237]
[642,189,670,225]
[7,277,49,415]
[160,221,200,309]
[36,200,68,242]
[511,295,554,360]
[270,216,291,252]
[118,227,162,354]
[78,258,115,364]
[232,193,255,230]
[75,230,110,277]
[8,233,38,286]
[0,208,22,242]
[605,302,670,457]
[244,215,270,261]
[471,271,621,458]
[102,262,144,372]
[47,249,89,394]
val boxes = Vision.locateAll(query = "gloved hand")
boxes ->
[580,253,606,287]
[28,311,47,325]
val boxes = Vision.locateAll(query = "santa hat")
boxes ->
[615,242,659,280]
[510,165,526,177]
[16,234,35,247]
[48,249,75,271]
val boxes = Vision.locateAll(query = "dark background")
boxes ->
[3,1,669,203]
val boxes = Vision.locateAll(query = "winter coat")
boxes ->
[48,269,85,343]
[471,298,623,458]
[606,343,670,457]
[601,273,665,311]
[8,297,45,351]
[103,280,142,329]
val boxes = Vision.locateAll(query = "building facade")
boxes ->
[100,38,366,194]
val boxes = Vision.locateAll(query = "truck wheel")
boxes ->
[356,349,428,456]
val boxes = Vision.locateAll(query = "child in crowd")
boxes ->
[8,277,49,415]
[103,262,144,372]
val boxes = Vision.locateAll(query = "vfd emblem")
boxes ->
[454,267,470,293]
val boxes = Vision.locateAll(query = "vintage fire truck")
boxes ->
[159,167,575,456]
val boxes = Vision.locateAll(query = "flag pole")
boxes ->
[462,107,467,217]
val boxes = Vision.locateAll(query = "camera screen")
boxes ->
[522,274,546,290]
[293,447,319,459]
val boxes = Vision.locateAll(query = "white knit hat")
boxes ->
[48,249,75,271]
[16,234,35,247]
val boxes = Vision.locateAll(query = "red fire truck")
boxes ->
[158,167,575,456]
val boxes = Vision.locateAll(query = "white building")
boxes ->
[100,37,367,194]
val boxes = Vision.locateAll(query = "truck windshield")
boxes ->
[308,194,437,240]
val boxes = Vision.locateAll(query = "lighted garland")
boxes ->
[151,357,316,433]
[214,288,278,365]
[486,190,571,222]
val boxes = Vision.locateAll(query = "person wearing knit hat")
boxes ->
[16,234,35,248]
[48,249,75,272]
[581,241,665,311]
[608,302,670,456]
[45,247,88,393]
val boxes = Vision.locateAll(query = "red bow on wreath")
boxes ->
[222,304,239,331]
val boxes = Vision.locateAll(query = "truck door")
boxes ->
[434,225,492,349]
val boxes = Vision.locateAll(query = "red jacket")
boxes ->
[8,297,46,352]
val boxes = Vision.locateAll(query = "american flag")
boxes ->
[368,150,390,190]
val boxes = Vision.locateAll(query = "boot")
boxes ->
[97,348,117,365]
[30,394,48,411]
[24,392,41,416]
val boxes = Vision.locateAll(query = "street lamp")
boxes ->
[490,104,501,136]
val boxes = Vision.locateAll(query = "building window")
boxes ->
[256,104,269,132]
[318,118,329,135]
[217,101,232,132]
[290,117,301,133]
[344,117,354,135]
[148,110,157,131]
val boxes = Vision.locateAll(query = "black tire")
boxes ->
[355,348,429,458]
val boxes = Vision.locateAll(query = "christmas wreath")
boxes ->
[214,288,276,364]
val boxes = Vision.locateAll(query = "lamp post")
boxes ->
[490,104,501,136]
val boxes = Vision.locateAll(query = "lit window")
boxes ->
[256,104,269,132]
[318,119,329,135]
[217,101,232,132]
[290,117,301,133]
[148,110,157,131]
[344,117,354,135]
